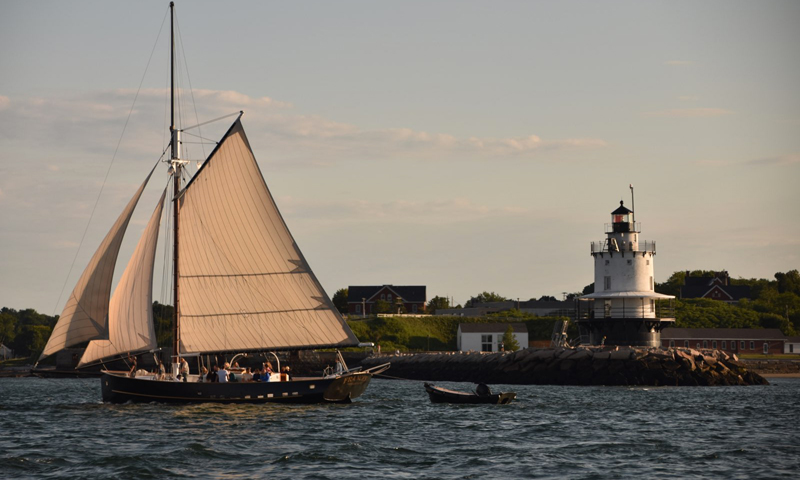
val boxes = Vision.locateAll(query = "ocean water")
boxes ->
[0,377,798,479]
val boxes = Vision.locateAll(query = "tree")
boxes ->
[374,299,392,314]
[582,283,595,295]
[465,292,508,307]
[426,296,450,312]
[538,295,557,302]
[502,325,520,351]
[332,288,349,314]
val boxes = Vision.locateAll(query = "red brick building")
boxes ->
[347,285,426,315]
[661,328,786,355]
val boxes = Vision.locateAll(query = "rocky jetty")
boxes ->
[361,347,768,386]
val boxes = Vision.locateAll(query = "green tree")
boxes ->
[426,296,451,312]
[502,325,520,351]
[332,288,349,314]
[465,292,508,307]
[13,325,51,357]
[374,299,393,314]
[0,312,16,345]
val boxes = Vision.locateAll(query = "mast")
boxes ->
[170,1,181,365]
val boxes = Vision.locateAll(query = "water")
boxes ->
[1,377,798,479]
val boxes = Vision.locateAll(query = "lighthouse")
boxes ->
[576,190,675,347]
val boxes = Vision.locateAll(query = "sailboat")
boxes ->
[37,2,389,403]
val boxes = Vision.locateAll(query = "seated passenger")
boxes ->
[208,365,219,383]
[241,367,253,382]
[252,370,261,382]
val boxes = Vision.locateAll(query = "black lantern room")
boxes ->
[611,201,633,233]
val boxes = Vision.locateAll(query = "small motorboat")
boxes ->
[424,382,516,405]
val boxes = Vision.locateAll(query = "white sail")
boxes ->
[39,169,155,361]
[177,120,359,353]
[78,188,167,367]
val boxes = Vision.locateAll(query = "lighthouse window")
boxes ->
[604,276,611,290]
[627,260,632,265]
[646,260,650,265]
[650,300,655,312]
[605,260,609,266]
[650,276,654,290]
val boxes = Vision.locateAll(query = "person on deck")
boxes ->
[209,365,219,382]
[179,358,189,382]
[157,360,166,381]
[199,366,208,382]
[218,363,229,384]
[241,367,253,382]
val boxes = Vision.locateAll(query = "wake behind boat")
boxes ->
[36,2,388,404]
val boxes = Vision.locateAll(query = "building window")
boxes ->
[650,300,655,313]
[684,340,690,348]
[355,305,361,313]
[604,276,611,290]
[669,340,675,347]
[412,304,418,313]
[722,341,726,349]
[481,335,493,352]
[697,343,701,350]
[712,341,717,349]
[703,340,708,349]
[791,344,795,353]
[387,294,392,303]
[741,341,746,349]
[763,343,769,354]
[749,341,755,350]
[381,294,385,301]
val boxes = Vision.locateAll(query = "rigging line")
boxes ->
[181,130,220,144]
[174,12,206,161]
[181,112,242,132]
[52,8,170,317]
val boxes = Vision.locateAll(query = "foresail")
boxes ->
[177,119,359,353]
[39,167,157,361]
[78,187,166,367]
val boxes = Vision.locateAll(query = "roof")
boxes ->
[681,284,751,301]
[459,323,528,333]
[581,291,675,299]
[661,328,787,340]
[347,285,426,303]
[611,201,632,215]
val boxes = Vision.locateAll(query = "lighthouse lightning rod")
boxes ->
[630,184,635,227]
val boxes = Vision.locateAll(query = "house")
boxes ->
[0,344,13,360]
[680,271,751,303]
[457,323,528,352]
[347,285,426,315]
[785,336,800,354]
[660,328,786,355]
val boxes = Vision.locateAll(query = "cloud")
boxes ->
[664,60,693,66]
[0,90,607,166]
[644,108,734,118]
[278,196,533,226]
[746,154,800,166]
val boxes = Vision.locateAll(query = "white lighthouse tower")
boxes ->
[576,189,675,347]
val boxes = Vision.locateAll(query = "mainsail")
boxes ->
[39,168,156,361]
[176,119,359,353]
[78,188,167,367]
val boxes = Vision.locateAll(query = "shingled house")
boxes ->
[347,285,426,315]
[661,328,786,355]
[680,271,751,303]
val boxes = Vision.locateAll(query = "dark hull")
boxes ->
[424,383,516,405]
[101,372,374,404]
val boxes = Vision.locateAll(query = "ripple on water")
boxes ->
[1,378,799,479]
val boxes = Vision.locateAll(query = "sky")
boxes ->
[1,0,799,315]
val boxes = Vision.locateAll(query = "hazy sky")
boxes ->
[1,0,799,314]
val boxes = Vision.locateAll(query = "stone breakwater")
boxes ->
[361,347,768,386]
